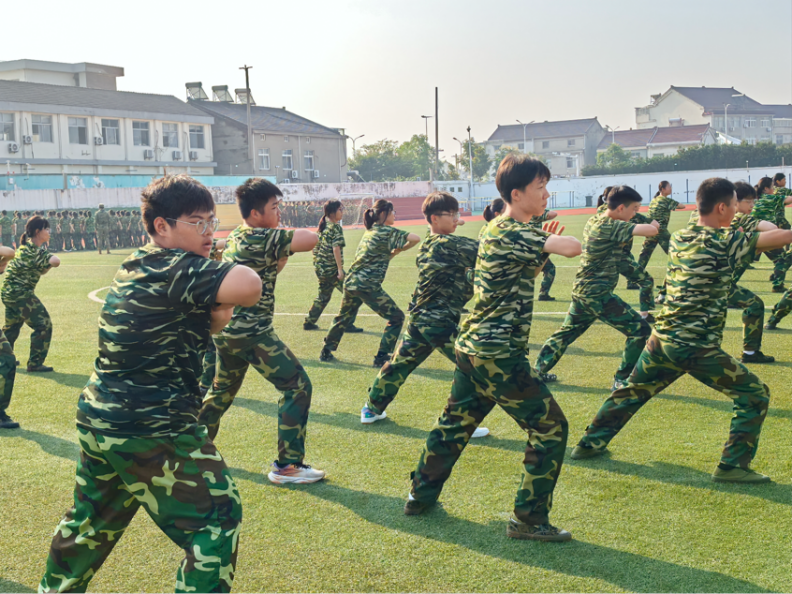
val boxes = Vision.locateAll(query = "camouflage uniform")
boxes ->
[95,208,111,252]
[367,232,477,414]
[323,224,411,356]
[84,213,96,251]
[752,192,791,289]
[0,214,13,247]
[410,216,568,526]
[1,240,54,367]
[773,187,791,230]
[73,214,85,250]
[198,226,314,465]
[41,245,241,593]
[637,194,680,272]
[577,225,769,470]
[305,221,357,327]
[535,211,651,381]
[0,266,16,419]
[61,214,73,251]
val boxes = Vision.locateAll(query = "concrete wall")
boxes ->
[0,173,274,191]
[636,92,708,129]
[278,181,431,202]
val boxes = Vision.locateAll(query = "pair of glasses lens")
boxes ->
[167,218,220,234]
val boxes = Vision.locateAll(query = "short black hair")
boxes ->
[734,181,756,201]
[495,153,551,203]
[697,178,736,215]
[422,191,459,222]
[236,178,282,219]
[606,185,643,209]
[140,174,215,235]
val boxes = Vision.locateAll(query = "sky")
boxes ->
[5,0,792,163]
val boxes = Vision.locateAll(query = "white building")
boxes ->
[597,124,717,159]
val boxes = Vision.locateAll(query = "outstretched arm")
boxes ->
[756,229,792,252]
[633,221,660,237]
[290,230,319,253]
[541,220,581,258]
[390,233,421,258]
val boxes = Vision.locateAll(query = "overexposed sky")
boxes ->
[6,0,792,161]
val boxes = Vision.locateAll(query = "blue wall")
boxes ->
[0,174,276,191]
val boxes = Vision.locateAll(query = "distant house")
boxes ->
[597,124,716,159]
[484,118,606,176]
[764,105,792,145]
[190,84,347,183]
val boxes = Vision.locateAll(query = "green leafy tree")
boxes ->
[596,144,634,168]
[349,139,411,182]
[442,160,461,180]
[396,134,434,180]
[461,139,492,181]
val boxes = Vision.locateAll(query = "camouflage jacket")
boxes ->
[94,210,111,230]
[775,187,791,223]
[597,204,648,252]
[0,216,12,235]
[76,245,235,437]
[408,232,478,328]
[313,221,345,279]
[654,226,759,349]
[220,225,294,338]
[1,240,53,300]
[528,209,553,228]
[647,194,681,229]
[688,209,761,233]
[76,216,86,233]
[572,211,635,297]
[84,215,95,233]
[344,224,410,292]
[752,192,783,222]
[456,216,550,359]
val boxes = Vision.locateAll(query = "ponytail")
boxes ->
[483,198,505,222]
[318,199,343,233]
[756,176,773,197]
[597,186,613,207]
[363,199,393,230]
[655,180,670,197]
[21,215,49,246]
[318,215,328,234]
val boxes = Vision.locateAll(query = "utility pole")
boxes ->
[435,87,440,182]
[467,126,473,196]
[240,64,253,170]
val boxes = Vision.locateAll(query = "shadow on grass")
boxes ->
[228,471,772,593]
[0,428,79,462]
[301,358,454,381]
[656,393,792,420]
[18,371,88,390]
[0,578,35,593]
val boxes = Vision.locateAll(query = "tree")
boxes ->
[596,143,633,168]
[461,138,492,181]
[396,134,434,181]
[442,161,461,181]
[490,145,548,176]
[349,139,411,182]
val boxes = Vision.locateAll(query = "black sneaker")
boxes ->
[303,321,320,330]
[346,325,364,333]
[537,371,557,383]
[626,282,639,290]
[319,349,335,362]
[740,351,775,363]
[771,285,786,293]
[570,444,606,460]
[404,498,434,516]
[506,518,572,542]
[373,353,391,368]
[537,294,555,301]
[27,365,53,372]
[0,413,19,429]
[764,320,778,330]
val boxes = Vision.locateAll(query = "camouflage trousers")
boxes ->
[763,248,791,290]
[0,328,16,414]
[535,292,651,381]
[49,234,61,252]
[728,284,764,351]
[200,339,217,389]
[84,232,96,251]
[2,293,52,367]
[97,229,110,252]
[1,233,12,247]
[62,233,73,251]
[767,286,792,325]
[637,230,671,272]
[324,287,405,355]
[73,233,84,251]
[198,331,312,465]
[578,334,770,469]
[619,251,654,312]
[539,258,555,297]
[40,425,241,593]
[410,351,568,525]
[367,323,456,415]
[305,274,358,327]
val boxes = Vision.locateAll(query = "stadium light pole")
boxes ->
[350,134,364,158]
[516,119,534,152]
[606,125,620,145]
[421,115,433,140]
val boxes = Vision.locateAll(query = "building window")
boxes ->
[101,119,120,145]
[760,118,771,128]
[305,136,311,143]
[744,118,756,128]
[654,153,665,158]
[304,150,315,170]
[68,117,88,145]
[282,149,293,170]
[162,123,178,148]
[31,115,52,143]
[0,113,14,141]
[631,151,641,158]
[189,125,205,149]
[567,139,576,147]
[517,142,524,150]
[132,121,150,146]
[284,135,289,142]
[777,135,785,144]
[258,148,270,170]
[747,137,757,145]
[542,140,550,149]
[566,157,574,168]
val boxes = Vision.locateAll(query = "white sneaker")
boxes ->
[472,427,490,438]
[267,462,326,484]
[361,405,387,424]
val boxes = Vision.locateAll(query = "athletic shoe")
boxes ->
[320,348,335,362]
[611,377,629,391]
[654,294,665,305]
[27,365,53,372]
[14,360,19,366]
[267,462,326,484]
[626,282,639,290]
[570,444,606,460]
[373,353,391,368]
[764,320,778,330]
[303,321,320,330]
[740,351,775,364]
[771,285,786,293]
[361,405,387,424]
[711,467,771,483]
[506,517,572,542]
[404,495,434,516]
[537,294,555,301]
[346,325,364,333]
[471,427,490,438]
[0,413,19,429]
[537,371,557,383]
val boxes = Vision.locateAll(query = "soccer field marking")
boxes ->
[88,287,109,303]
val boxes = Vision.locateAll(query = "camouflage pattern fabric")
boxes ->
[1,239,52,301]
[762,248,790,290]
[367,323,456,415]
[767,287,792,326]
[76,245,235,438]
[304,275,360,327]
[0,327,16,414]
[571,211,636,298]
[220,226,293,339]
[654,226,759,349]
[2,294,52,367]
[96,228,110,252]
[344,224,410,292]
[636,231,671,272]
[535,293,650,380]
[530,210,556,296]
[577,334,769,469]
[636,195,680,271]
[40,425,241,593]
[324,288,404,354]
[618,252,654,312]
[0,215,12,246]
[410,351,568,525]
[95,210,111,251]
[200,339,217,389]
[456,216,550,359]
[728,284,764,351]
[313,221,345,279]
[198,331,311,464]
[774,187,791,229]
[752,191,784,223]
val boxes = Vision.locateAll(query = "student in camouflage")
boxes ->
[407,154,582,542]
[73,211,85,250]
[303,200,361,332]
[320,199,420,368]
[61,210,74,251]
[530,207,559,300]
[0,210,13,247]
[535,186,659,390]
[752,176,792,291]
[571,178,792,484]
[40,176,263,593]
[95,203,111,254]
[361,192,488,438]
[1,216,61,372]
[0,246,18,429]
[199,238,227,393]
[83,210,96,250]
[479,198,506,239]
[197,178,327,485]
[636,180,680,273]
[772,173,791,230]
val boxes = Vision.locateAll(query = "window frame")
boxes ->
[31,114,53,143]
[258,148,271,170]
[189,125,205,149]
[162,123,179,148]
[101,118,120,145]
[132,121,151,146]
[68,117,88,145]
[0,112,16,142]
[282,149,293,170]
[744,117,756,128]
[777,134,785,144]
[304,150,315,170]
[567,139,576,147]
[542,140,550,149]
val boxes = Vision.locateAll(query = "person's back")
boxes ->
[573,211,635,297]
[345,224,404,291]
[647,193,679,230]
[95,209,109,227]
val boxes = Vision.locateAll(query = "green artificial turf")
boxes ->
[0,211,789,593]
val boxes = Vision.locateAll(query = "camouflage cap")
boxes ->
[98,203,105,209]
